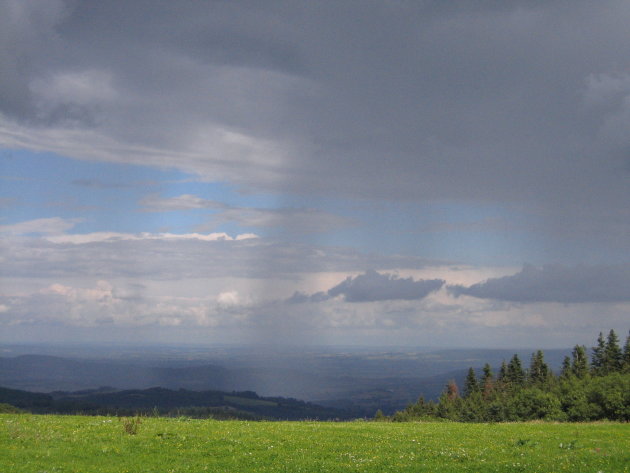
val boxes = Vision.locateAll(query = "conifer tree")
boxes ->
[623,331,630,372]
[481,363,494,399]
[390,328,630,423]
[591,332,606,375]
[437,381,461,420]
[528,350,551,385]
[507,354,525,386]
[482,363,493,383]
[416,395,427,409]
[604,329,622,374]
[560,355,572,379]
[445,379,459,401]
[498,360,508,382]
[464,367,479,397]
[571,345,589,379]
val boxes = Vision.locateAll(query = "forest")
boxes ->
[383,329,630,422]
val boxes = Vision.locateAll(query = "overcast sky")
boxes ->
[0,0,628,348]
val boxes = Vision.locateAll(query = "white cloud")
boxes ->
[44,231,258,244]
[235,233,259,241]
[1,269,627,348]
[0,217,81,235]
[1,231,438,282]
[0,280,232,328]
[217,291,240,308]
[140,193,222,212]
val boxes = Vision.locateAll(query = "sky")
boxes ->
[0,0,628,349]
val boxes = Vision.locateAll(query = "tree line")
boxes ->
[379,329,630,422]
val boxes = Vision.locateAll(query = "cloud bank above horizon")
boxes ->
[1,0,628,347]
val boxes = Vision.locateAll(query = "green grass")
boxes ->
[1,414,628,472]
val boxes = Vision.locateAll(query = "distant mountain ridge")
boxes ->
[0,348,572,414]
[0,385,357,420]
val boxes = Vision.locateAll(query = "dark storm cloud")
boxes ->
[448,264,630,303]
[0,0,66,120]
[289,270,445,303]
[1,0,629,250]
[328,270,445,302]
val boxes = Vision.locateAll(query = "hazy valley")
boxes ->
[0,343,569,416]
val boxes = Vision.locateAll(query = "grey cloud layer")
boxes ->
[1,1,629,214]
[289,270,445,303]
[328,270,445,302]
[0,234,435,281]
[449,264,630,303]
[3,278,627,348]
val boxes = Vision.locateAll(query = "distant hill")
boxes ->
[0,386,53,409]
[0,347,572,414]
[0,354,472,414]
[0,355,230,392]
[0,385,357,420]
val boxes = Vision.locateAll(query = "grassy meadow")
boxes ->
[1,414,628,472]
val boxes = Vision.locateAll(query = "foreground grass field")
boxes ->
[1,414,628,472]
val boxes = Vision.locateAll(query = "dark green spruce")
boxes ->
[385,329,630,423]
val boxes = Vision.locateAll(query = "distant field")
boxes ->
[1,414,628,472]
